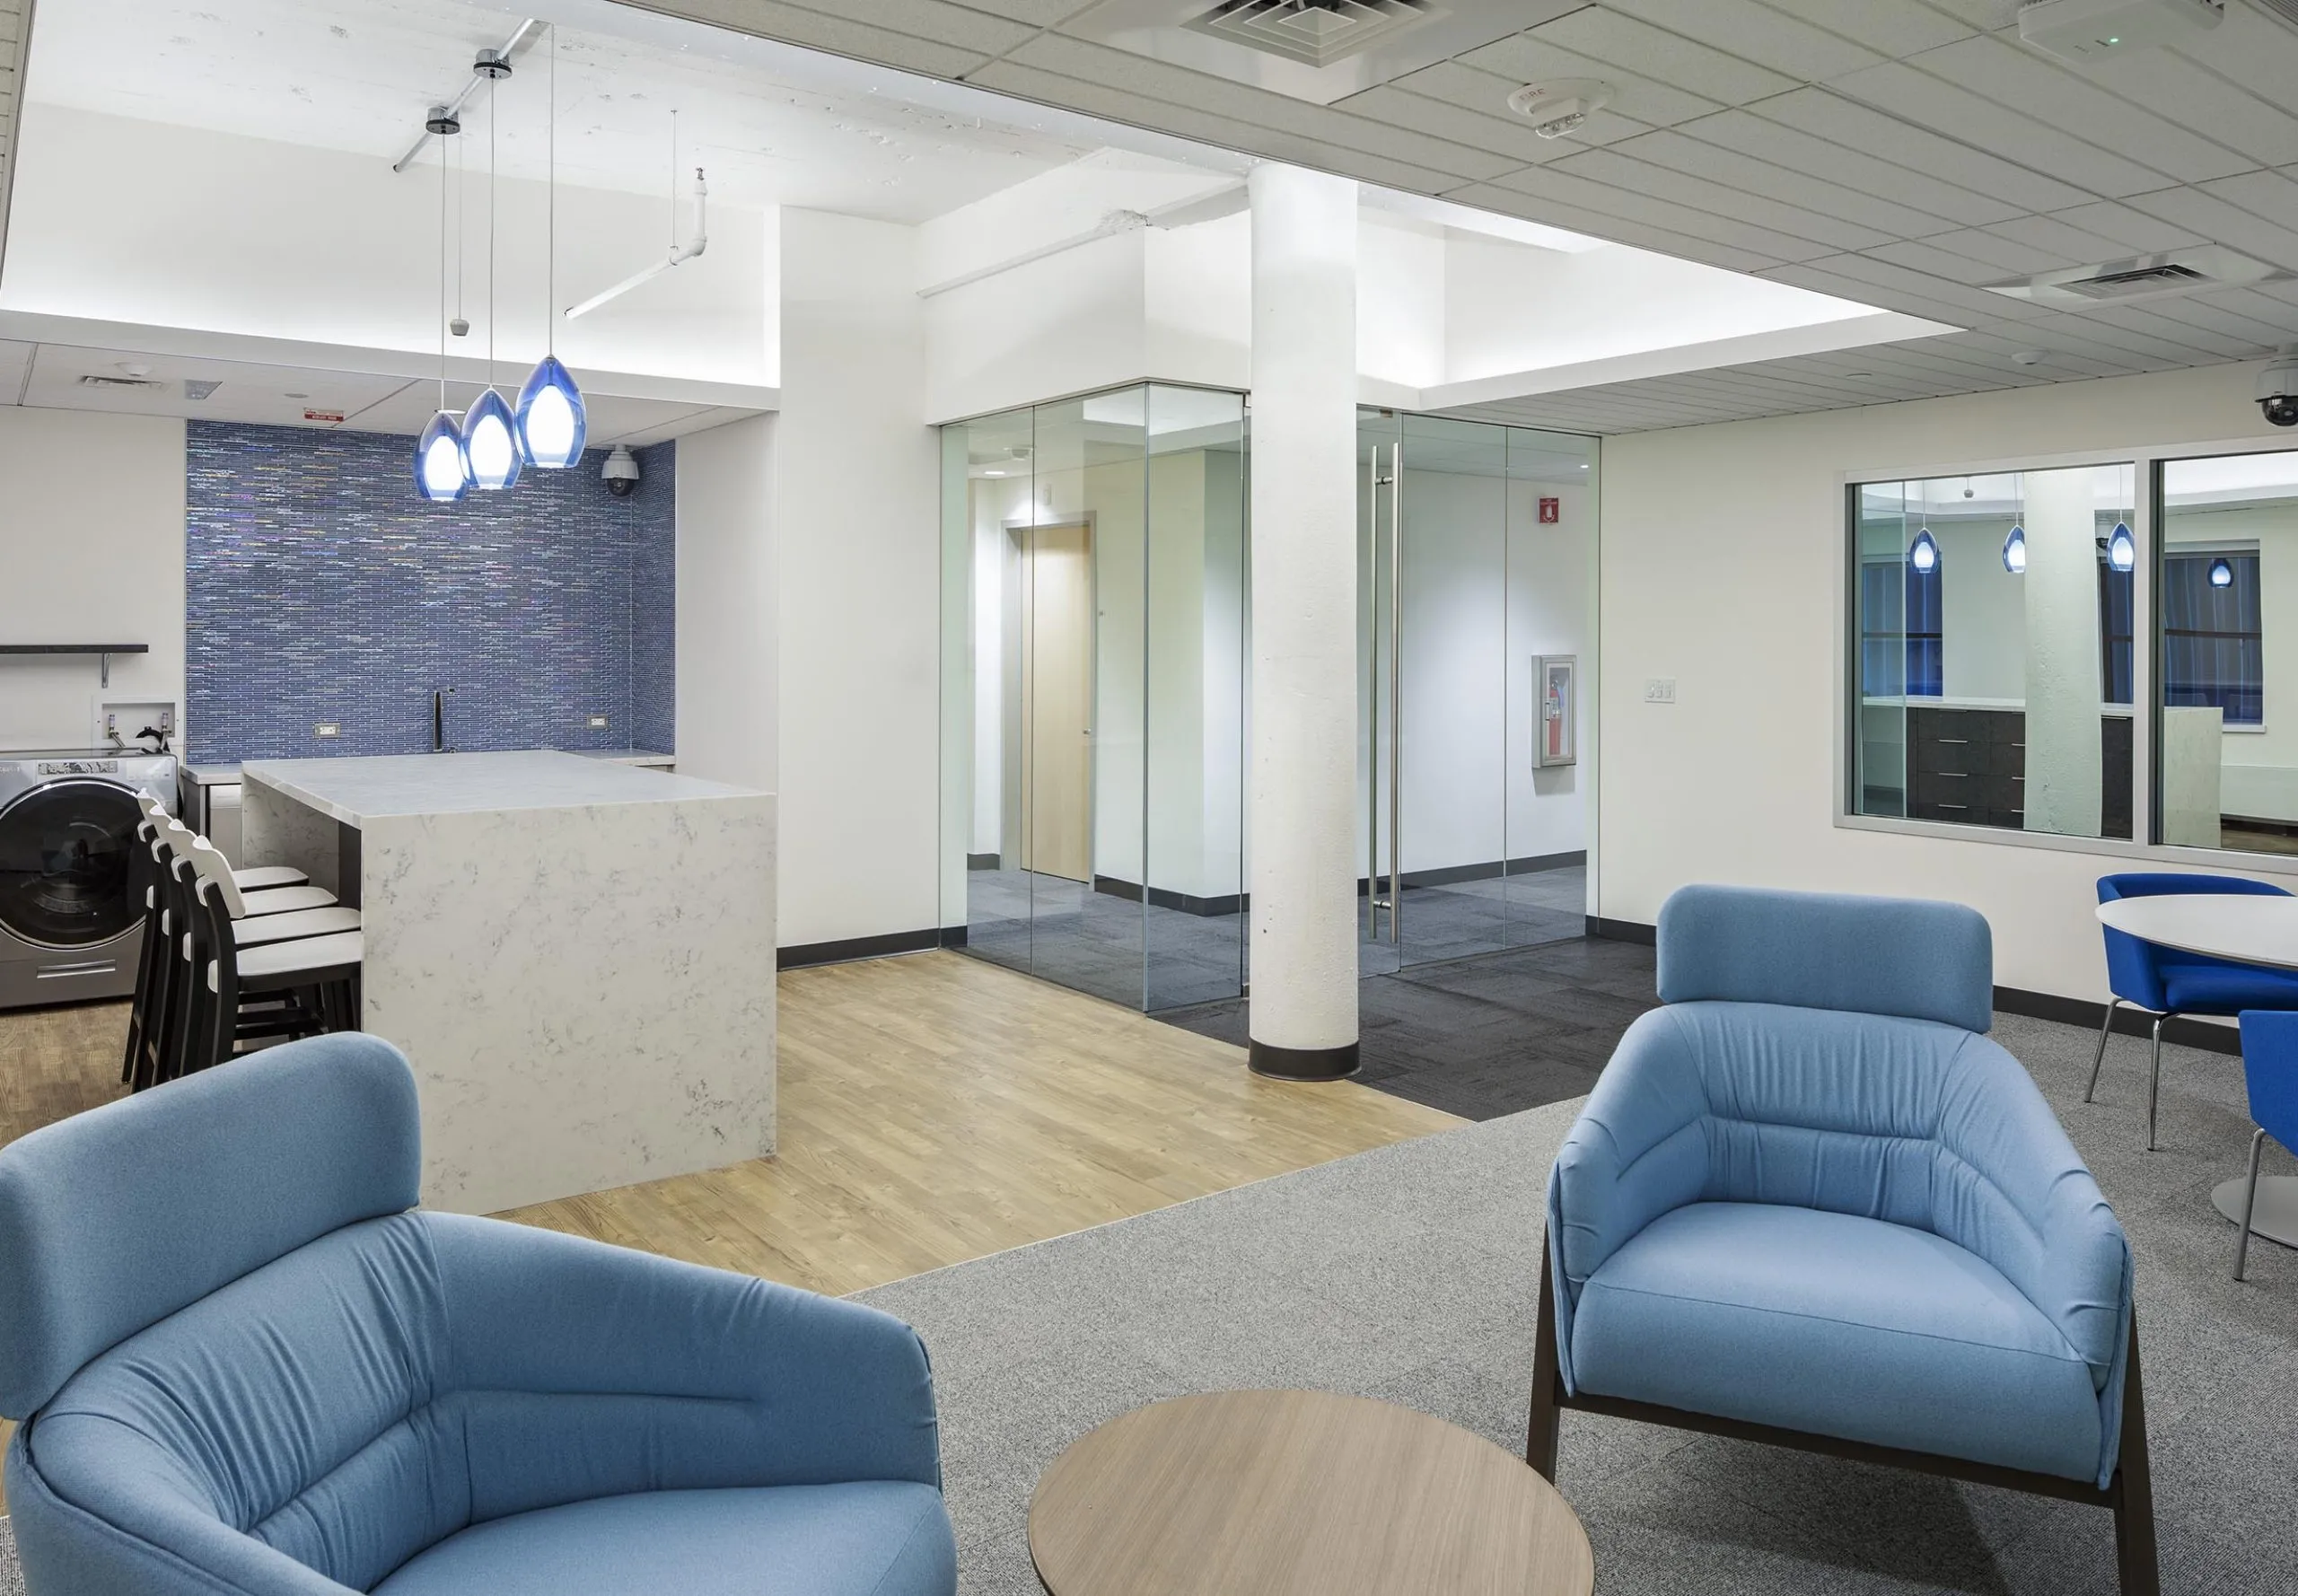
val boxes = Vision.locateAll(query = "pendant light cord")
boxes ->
[439,133,449,411]
[488,75,498,391]
[548,26,556,354]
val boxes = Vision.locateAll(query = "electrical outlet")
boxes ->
[1645,678,1677,705]
[313,722,342,739]
[586,714,610,730]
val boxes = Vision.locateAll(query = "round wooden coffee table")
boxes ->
[1028,1390,1594,1595]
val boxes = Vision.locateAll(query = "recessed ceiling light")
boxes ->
[984,469,1006,476]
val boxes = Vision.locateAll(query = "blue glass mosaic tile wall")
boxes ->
[186,422,674,762]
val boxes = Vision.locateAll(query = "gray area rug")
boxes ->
[3,1012,2292,1592]
[855,1011,2298,1595]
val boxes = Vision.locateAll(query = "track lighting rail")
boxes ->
[391,19,540,173]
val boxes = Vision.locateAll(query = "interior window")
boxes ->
[2158,451,2298,855]
[1849,465,2136,841]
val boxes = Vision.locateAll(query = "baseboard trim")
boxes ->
[1994,985,2240,1055]
[1586,916,1656,944]
[1360,851,1589,894]
[1249,1039,1360,1081]
[1092,875,1246,918]
[777,928,942,969]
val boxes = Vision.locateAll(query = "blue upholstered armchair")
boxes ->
[1530,885,2156,1595]
[0,1035,959,1596]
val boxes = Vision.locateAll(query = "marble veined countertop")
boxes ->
[241,750,759,827]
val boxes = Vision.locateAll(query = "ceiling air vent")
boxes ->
[1072,1,1576,107]
[77,373,167,391]
[1987,245,2288,307]
[2252,0,2298,31]
[1183,0,1443,68]
[2058,262,2209,299]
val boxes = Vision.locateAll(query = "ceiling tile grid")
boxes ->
[614,0,2298,431]
[13,0,2298,433]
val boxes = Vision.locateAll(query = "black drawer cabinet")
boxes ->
[1903,706,2130,837]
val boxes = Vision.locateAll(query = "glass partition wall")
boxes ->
[1358,410,1598,972]
[939,385,1249,1012]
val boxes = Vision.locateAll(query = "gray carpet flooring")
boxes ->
[852,1009,2298,1595]
[4,1010,2292,1593]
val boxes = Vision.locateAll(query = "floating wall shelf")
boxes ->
[0,644,151,687]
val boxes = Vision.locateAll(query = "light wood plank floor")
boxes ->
[0,953,1460,1510]
[504,952,1460,1293]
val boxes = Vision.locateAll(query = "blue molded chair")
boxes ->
[1530,884,2156,1595]
[2234,1010,2298,1281]
[0,1034,959,1596]
[2090,873,2298,1151]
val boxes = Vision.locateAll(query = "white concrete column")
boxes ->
[1247,163,1360,1079]
[2023,466,2105,837]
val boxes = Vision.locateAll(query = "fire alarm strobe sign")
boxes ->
[1539,497,1561,524]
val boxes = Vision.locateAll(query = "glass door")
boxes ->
[1359,410,1597,972]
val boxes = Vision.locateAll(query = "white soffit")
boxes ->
[2163,447,2298,504]
[592,0,2298,432]
[0,310,774,443]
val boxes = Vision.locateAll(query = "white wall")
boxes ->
[4,105,774,387]
[0,408,186,751]
[776,209,940,950]
[1598,360,2291,1004]
[675,415,777,797]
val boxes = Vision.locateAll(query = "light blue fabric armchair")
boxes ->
[0,1033,959,1596]
[1529,885,2156,1594]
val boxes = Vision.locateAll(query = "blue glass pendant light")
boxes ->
[2001,523,2026,574]
[1908,527,1941,574]
[2211,556,2235,588]
[2109,522,2136,573]
[417,408,472,502]
[417,108,471,502]
[517,354,586,469]
[518,30,586,469]
[464,387,522,490]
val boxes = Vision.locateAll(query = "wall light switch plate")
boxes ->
[586,714,610,729]
[1645,679,1677,705]
[313,723,342,739]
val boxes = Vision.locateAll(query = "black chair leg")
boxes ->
[1526,1243,1564,1479]
[2112,1307,2159,1596]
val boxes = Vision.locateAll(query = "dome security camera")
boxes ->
[2259,347,2298,428]
[602,444,641,497]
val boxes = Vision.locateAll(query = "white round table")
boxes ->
[2096,893,2298,1250]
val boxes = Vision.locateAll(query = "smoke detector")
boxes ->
[2016,0,2221,61]
[1986,245,2286,306]
[1507,78,1613,139]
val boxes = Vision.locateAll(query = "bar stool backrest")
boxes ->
[180,836,250,922]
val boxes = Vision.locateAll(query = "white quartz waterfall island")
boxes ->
[238,751,776,1215]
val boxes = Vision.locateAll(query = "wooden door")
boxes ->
[1022,522,1094,882]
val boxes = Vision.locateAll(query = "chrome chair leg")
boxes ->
[2145,1013,2169,1152]
[2085,996,2123,1103]
[2235,1127,2269,1282]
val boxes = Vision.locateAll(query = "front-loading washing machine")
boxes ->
[0,750,178,1009]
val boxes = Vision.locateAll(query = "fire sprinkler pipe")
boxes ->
[563,168,709,320]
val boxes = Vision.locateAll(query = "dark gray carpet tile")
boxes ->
[1159,937,1659,1122]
